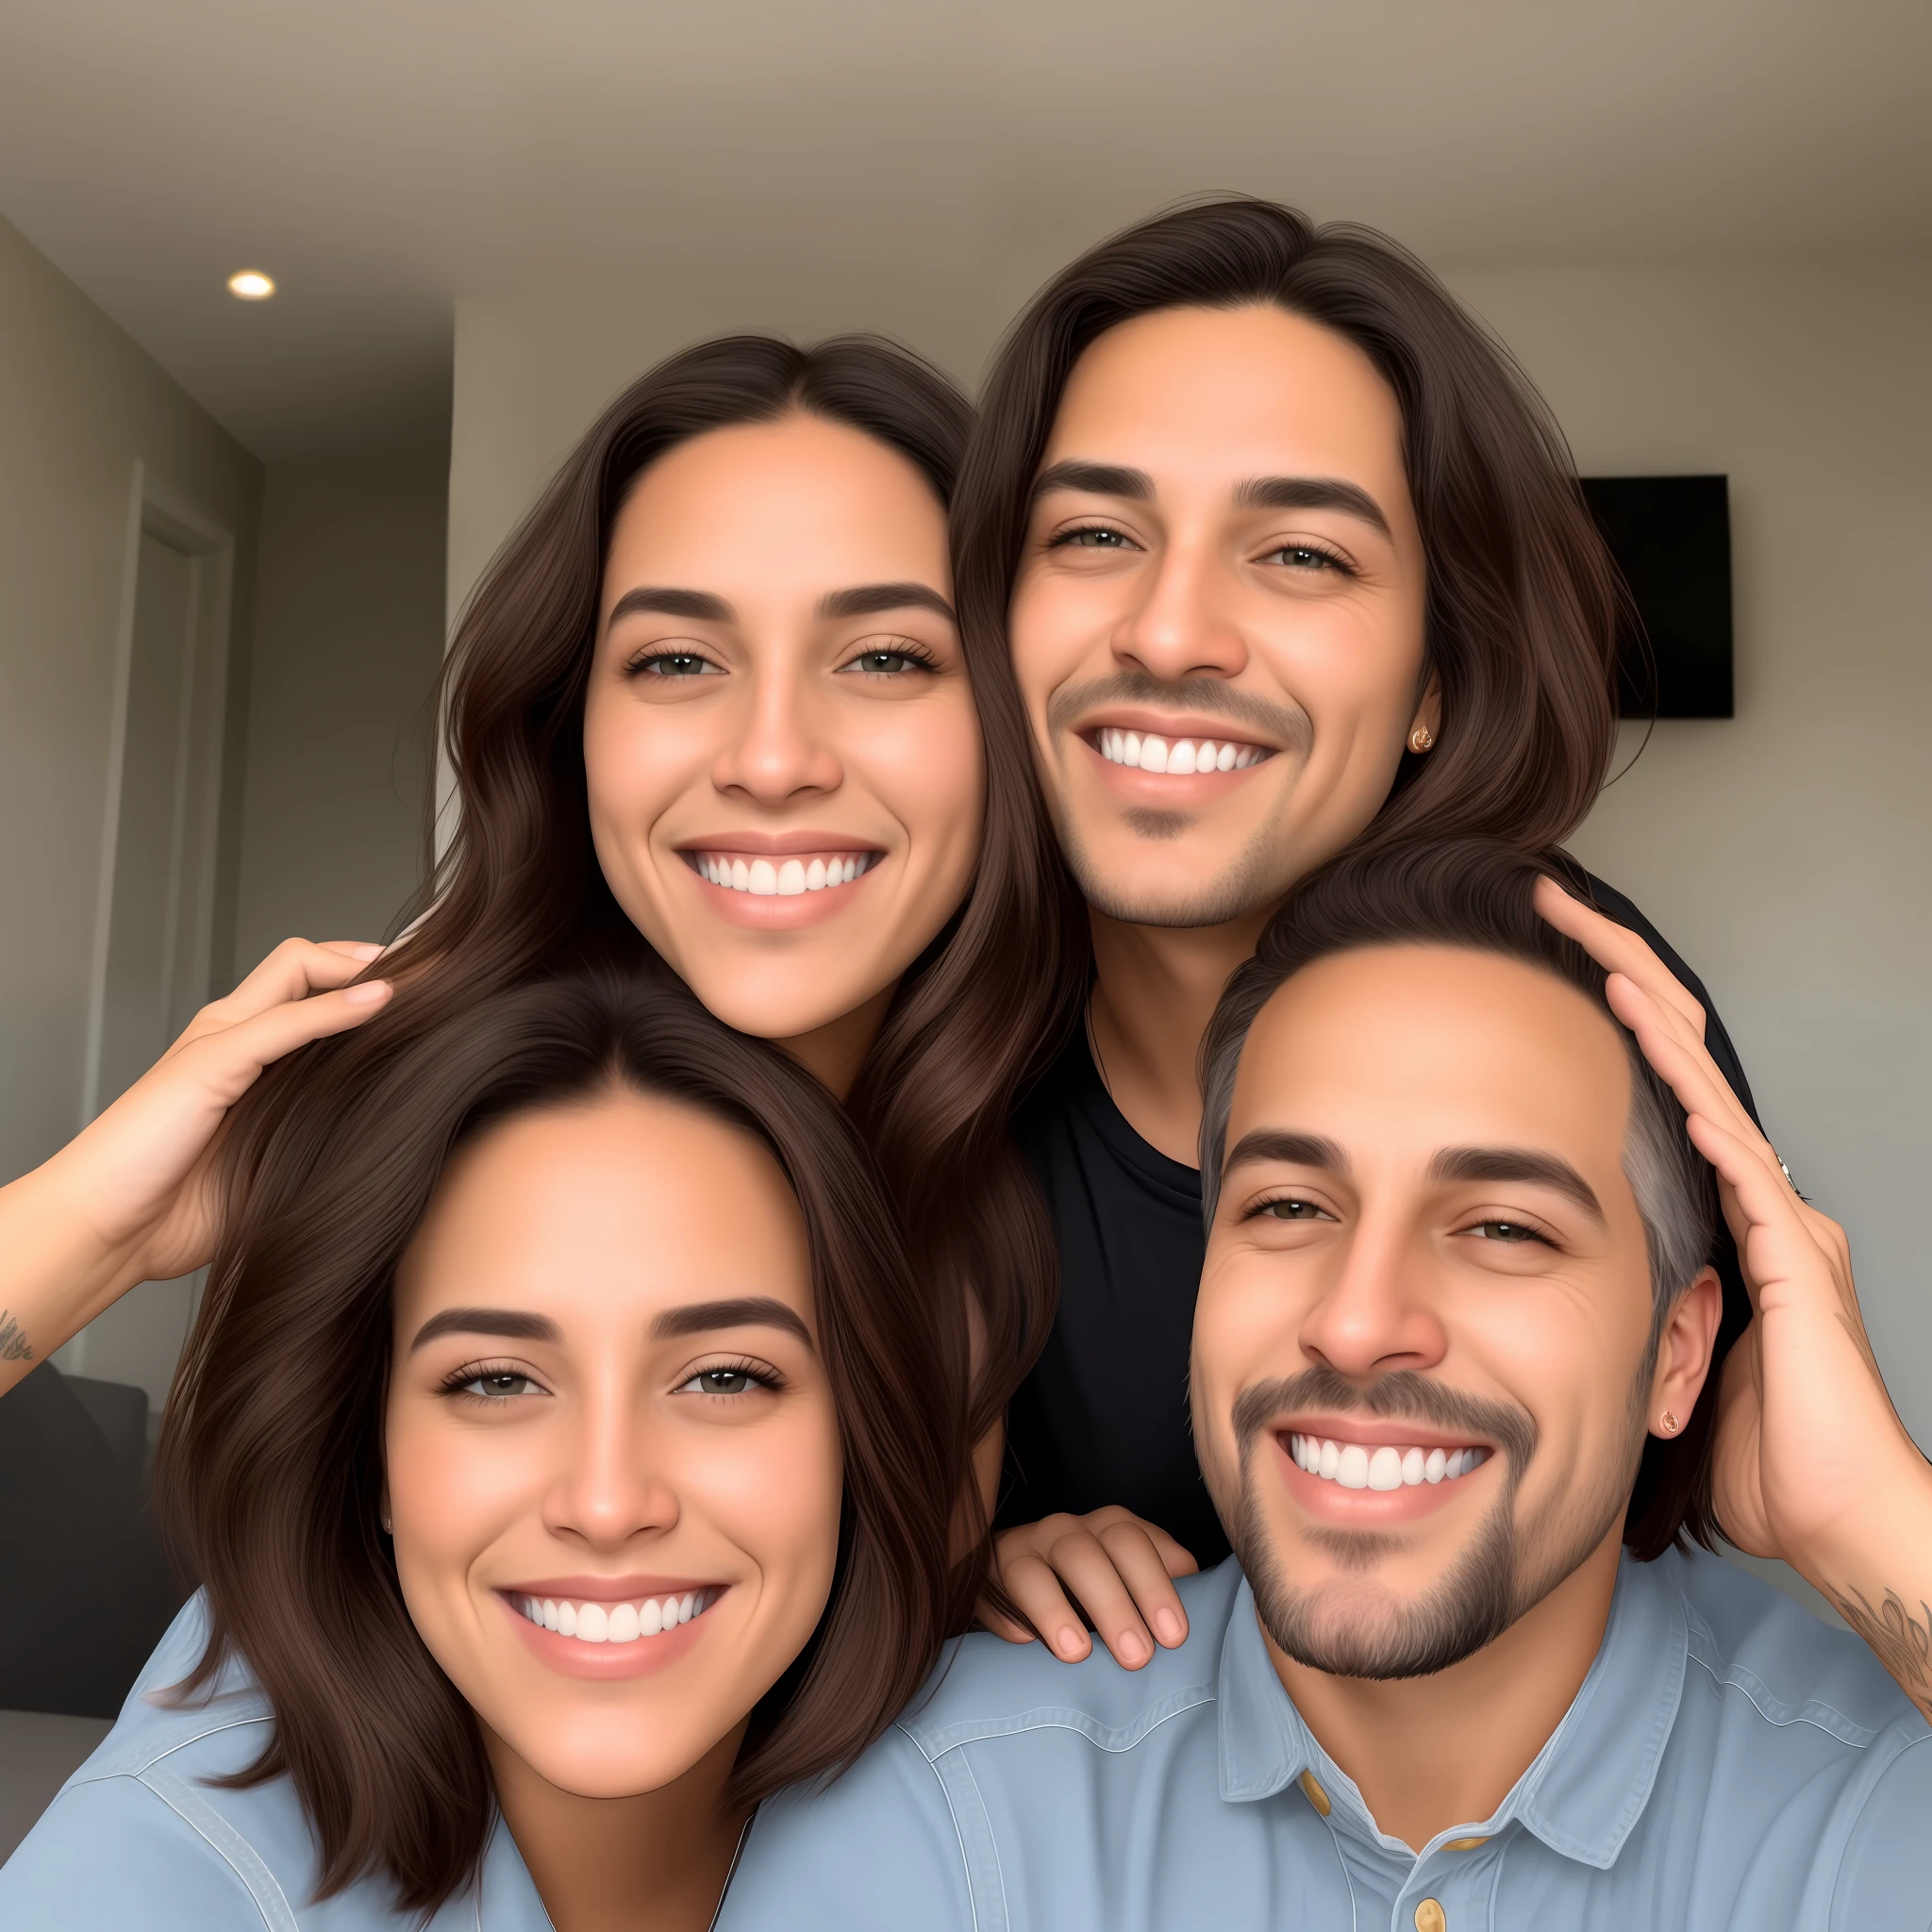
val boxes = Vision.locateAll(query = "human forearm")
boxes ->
[1788,1447,1932,1723]
[0,1159,151,1393]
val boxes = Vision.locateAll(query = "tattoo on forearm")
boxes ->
[0,1309,32,1363]
[1832,1584,1932,1721]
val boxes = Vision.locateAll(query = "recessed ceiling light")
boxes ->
[227,270,275,300]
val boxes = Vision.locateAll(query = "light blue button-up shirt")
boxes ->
[0,1595,557,1929]
[720,1548,1932,1932]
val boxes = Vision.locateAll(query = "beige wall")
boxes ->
[231,458,448,969]
[447,255,1932,1470]
[1447,260,1932,1455]
[0,211,261,1188]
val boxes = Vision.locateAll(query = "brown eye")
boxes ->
[1258,1198,1325,1221]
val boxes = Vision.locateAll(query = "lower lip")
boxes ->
[682,859,880,930]
[1082,735,1272,801]
[1273,1434,1491,1525]
[501,1593,720,1680]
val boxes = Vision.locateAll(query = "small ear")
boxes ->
[1649,1266,1723,1437]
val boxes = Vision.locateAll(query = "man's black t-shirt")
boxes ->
[999,874,1762,1569]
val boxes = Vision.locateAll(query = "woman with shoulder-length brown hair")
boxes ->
[0,332,1083,1483]
[1,970,971,1929]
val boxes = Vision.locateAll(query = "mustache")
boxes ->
[1046,672,1313,754]
[1230,1365,1539,1473]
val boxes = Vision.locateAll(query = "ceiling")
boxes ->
[2,0,1926,460]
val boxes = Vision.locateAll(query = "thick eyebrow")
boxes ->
[649,1296,814,1347]
[815,581,956,623]
[409,1307,562,1353]
[1428,1146,1605,1224]
[1030,460,1154,504]
[1221,1129,1352,1180]
[1232,475,1392,538]
[607,586,734,625]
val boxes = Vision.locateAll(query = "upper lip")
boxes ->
[1276,1415,1491,1453]
[1077,708,1274,748]
[502,1575,723,1601]
[674,831,885,857]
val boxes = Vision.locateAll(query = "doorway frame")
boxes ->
[78,460,236,1128]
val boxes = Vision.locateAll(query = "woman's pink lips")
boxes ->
[498,1590,718,1681]
[1271,1431,1493,1525]
[683,857,880,930]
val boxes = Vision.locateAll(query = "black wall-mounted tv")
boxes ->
[1579,475,1733,719]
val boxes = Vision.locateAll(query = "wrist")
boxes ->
[1783,1433,1932,1606]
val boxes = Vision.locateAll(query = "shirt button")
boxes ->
[1443,1837,1489,1851]
[1414,1900,1447,1932]
[1297,1770,1332,1817]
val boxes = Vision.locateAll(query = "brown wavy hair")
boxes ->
[1198,840,1727,1559]
[158,971,972,1913]
[953,197,1622,875]
[387,335,1080,1441]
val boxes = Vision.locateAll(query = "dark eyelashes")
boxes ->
[436,1358,541,1399]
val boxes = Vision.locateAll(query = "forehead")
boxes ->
[394,1090,813,1331]
[605,414,949,594]
[1046,304,1407,485]
[1229,945,1633,1176]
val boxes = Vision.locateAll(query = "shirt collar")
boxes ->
[1215,1548,1690,1869]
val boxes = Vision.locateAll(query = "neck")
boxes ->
[1263,1527,1625,1851]
[774,981,896,1100]
[1088,903,1275,1166]
[487,1722,749,1932]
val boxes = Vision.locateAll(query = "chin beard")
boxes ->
[1060,816,1300,931]
[1215,1369,1641,1682]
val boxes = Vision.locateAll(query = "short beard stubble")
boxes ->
[1215,1364,1649,1681]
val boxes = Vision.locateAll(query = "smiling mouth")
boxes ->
[512,1587,720,1646]
[685,852,879,897]
[1090,727,1273,774]
[1286,1432,1492,1491]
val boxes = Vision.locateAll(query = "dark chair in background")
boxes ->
[0,1362,191,1718]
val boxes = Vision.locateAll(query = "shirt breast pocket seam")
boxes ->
[927,1743,1010,1932]
[138,1768,299,1932]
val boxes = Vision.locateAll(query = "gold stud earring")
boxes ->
[1658,1411,1681,1437]
[1409,725,1435,754]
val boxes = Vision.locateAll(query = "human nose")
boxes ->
[543,1381,679,1554]
[1111,532,1248,684]
[710,655,843,806]
[1296,1218,1448,1382]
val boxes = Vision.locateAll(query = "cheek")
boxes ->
[855,697,985,863]
[383,1413,533,1624]
[1190,1250,1308,1469]
[582,688,714,841]
[1007,575,1096,711]
[683,1404,845,1645]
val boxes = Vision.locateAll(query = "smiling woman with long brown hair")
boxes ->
[0,333,1081,1495]
[1,971,971,1930]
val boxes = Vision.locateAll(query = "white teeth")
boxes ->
[517,1588,716,1646]
[1290,1434,1489,1491]
[697,852,874,895]
[1095,729,1268,774]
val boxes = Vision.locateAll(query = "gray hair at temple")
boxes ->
[1195,839,1723,1557]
